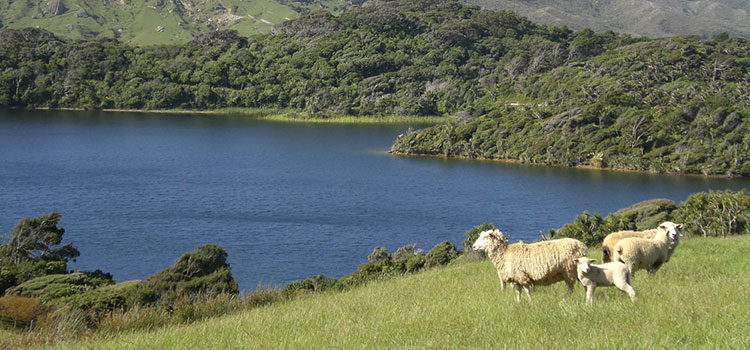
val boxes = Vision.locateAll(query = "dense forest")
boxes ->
[1,0,749,176]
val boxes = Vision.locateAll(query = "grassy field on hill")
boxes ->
[37,235,750,349]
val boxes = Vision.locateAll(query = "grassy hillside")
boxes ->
[0,0,354,45]
[32,235,750,349]
[462,0,750,39]
[2,0,748,45]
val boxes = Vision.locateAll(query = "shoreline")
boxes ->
[13,106,741,178]
[388,150,738,179]
[25,107,448,125]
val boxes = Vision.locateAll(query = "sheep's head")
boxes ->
[574,257,596,273]
[472,229,506,252]
[658,221,683,240]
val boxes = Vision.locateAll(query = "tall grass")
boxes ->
[211,108,448,124]
[28,236,750,349]
[96,107,448,124]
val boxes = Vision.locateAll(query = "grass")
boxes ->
[92,107,449,124]
[0,328,21,341]
[15,235,749,349]
[209,108,449,124]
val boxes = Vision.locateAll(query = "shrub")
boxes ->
[549,211,625,246]
[368,247,389,263]
[0,295,50,329]
[60,280,142,314]
[611,199,677,230]
[425,241,458,268]
[0,212,80,294]
[672,190,750,237]
[5,271,114,304]
[404,254,426,273]
[136,244,239,305]
[283,274,340,296]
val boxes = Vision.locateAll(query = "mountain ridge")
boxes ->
[1,0,748,46]
[460,0,750,39]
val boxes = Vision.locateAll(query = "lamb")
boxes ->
[602,226,681,263]
[574,257,636,303]
[472,229,587,303]
[612,221,682,276]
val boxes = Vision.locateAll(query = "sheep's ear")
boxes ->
[659,224,666,230]
[574,259,579,263]
[676,224,683,229]
[591,258,596,263]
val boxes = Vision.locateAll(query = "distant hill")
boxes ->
[461,0,750,39]
[2,0,748,45]
[0,0,360,45]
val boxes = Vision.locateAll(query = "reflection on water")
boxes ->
[1,109,749,289]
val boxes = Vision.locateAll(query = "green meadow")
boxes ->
[23,235,749,349]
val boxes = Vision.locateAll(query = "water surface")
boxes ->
[1,109,748,290]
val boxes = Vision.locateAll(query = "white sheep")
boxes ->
[574,257,636,303]
[602,225,682,263]
[601,229,656,263]
[472,229,587,303]
[612,221,682,276]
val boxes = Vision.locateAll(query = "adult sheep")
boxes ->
[472,229,587,303]
[601,226,681,263]
[612,221,682,276]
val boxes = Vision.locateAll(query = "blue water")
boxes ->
[1,109,749,290]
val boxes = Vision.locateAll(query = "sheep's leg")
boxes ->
[624,284,637,302]
[627,264,637,279]
[585,285,595,304]
[497,271,505,291]
[648,261,663,277]
[513,283,522,303]
[523,285,532,302]
[563,278,575,301]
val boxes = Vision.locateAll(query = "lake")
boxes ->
[1,109,749,290]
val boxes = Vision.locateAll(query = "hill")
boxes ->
[29,235,750,349]
[0,0,359,45]
[1,0,748,45]
[1,0,749,176]
[461,0,750,39]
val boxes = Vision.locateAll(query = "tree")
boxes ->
[0,212,79,294]
[0,212,79,265]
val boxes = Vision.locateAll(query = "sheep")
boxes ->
[612,221,682,276]
[602,225,682,263]
[601,229,655,263]
[574,257,636,303]
[472,229,587,303]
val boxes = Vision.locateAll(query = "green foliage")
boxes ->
[5,271,114,304]
[0,212,80,295]
[549,211,626,246]
[551,192,750,244]
[424,241,458,268]
[59,280,143,315]
[136,244,239,305]
[0,212,78,265]
[367,247,388,263]
[283,274,340,296]
[1,2,748,177]
[672,190,750,237]
[610,199,677,231]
